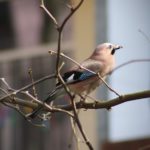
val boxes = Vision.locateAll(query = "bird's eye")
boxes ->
[108,45,112,49]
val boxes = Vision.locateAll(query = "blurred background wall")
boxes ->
[107,0,150,142]
[96,0,150,149]
[0,0,150,150]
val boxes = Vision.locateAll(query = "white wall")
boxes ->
[107,0,150,141]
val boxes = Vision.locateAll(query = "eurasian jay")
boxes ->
[29,43,122,118]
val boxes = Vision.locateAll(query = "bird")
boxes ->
[28,43,122,118]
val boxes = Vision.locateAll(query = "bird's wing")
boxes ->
[58,59,102,85]
[62,70,95,84]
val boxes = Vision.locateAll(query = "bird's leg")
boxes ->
[85,95,100,103]
[79,94,87,103]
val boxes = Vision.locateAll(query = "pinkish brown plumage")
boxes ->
[29,43,122,118]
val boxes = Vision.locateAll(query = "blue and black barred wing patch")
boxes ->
[62,70,96,84]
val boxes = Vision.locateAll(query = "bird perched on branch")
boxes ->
[28,43,122,118]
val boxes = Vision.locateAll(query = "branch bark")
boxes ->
[2,90,150,111]
[61,90,150,110]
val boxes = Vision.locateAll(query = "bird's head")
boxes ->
[96,43,122,55]
[90,42,123,61]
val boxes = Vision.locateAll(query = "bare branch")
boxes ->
[69,117,80,150]
[97,73,121,97]
[61,90,150,110]
[40,0,58,26]
[112,59,150,73]
[55,0,84,75]
[57,66,94,149]
[59,0,84,32]
[0,78,14,91]
[25,91,74,118]
[28,67,38,99]
[2,90,150,111]
[0,74,56,102]
[71,95,94,150]
[138,28,150,43]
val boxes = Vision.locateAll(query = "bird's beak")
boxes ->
[114,45,123,50]
[111,45,123,55]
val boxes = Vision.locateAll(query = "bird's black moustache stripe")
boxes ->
[111,49,115,55]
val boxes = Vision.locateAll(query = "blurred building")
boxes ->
[105,0,150,149]
[0,0,150,150]
[0,1,74,150]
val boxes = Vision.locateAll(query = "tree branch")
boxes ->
[40,0,58,26]
[60,90,150,110]
[55,0,84,75]
[112,59,150,73]
[0,74,56,102]
[2,90,150,111]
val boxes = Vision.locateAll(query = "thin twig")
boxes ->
[112,59,150,73]
[40,0,58,26]
[0,87,14,106]
[0,88,44,127]
[138,29,150,43]
[0,78,14,91]
[58,73,94,150]
[71,95,94,150]
[55,0,84,75]
[97,73,120,97]
[0,74,58,120]
[25,91,74,118]
[0,74,56,102]
[69,117,80,150]
[28,67,38,99]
